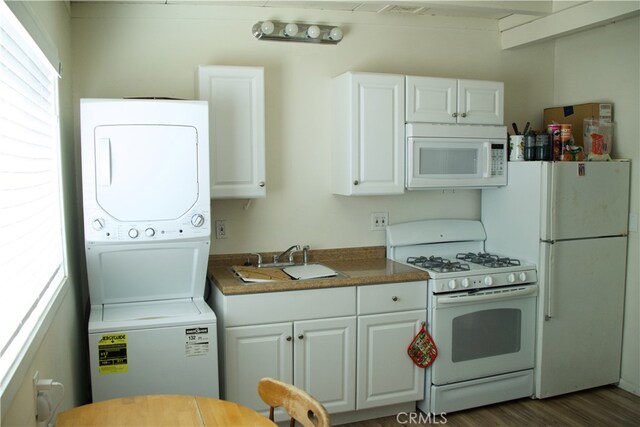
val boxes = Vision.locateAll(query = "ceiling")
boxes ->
[73,1,566,20]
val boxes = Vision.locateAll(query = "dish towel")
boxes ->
[407,324,438,368]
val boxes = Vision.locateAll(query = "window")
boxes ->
[0,0,66,388]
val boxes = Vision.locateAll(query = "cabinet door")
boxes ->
[406,76,457,124]
[225,323,292,411]
[294,317,356,413]
[357,310,426,409]
[333,72,405,196]
[198,66,266,199]
[457,79,504,125]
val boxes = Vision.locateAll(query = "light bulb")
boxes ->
[329,27,343,41]
[306,25,320,39]
[284,23,299,37]
[260,21,275,36]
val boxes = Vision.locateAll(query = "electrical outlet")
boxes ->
[370,212,389,230]
[215,220,227,239]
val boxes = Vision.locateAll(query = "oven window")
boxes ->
[451,308,521,362]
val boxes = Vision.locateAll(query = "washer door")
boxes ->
[94,125,199,221]
[86,240,209,305]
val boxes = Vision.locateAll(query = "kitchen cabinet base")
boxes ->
[330,402,416,426]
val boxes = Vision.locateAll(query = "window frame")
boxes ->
[0,0,69,414]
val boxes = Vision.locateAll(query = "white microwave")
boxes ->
[406,123,507,189]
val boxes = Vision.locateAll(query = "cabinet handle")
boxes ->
[392,296,398,302]
[286,336,292,342]
[452,112,458,118]
[298,334,304,340]
[353,180,359,186]
[460,113,467,118]
[259,181,265,187]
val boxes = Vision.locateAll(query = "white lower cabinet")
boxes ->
[225,317,356,415]
[214,281,426,420]
[294,317,357,413]
[224,322,293,412]
[357,310,426,409]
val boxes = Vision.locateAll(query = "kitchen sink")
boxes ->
[232,263,344,284]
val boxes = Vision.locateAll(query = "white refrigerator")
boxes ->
[481,160,630,398]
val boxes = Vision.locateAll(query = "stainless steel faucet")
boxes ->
[273,245,300,264]
[249,253,263,267]
[303,245,310,264]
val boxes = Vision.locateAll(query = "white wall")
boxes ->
[70,2,555,254]
[552,15,640,395]
[2,1,87,425]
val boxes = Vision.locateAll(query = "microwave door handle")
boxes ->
[482,142,491,178]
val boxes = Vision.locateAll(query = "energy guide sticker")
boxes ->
[185,327,210,357]
[98,333,128,374]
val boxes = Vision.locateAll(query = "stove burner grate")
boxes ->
[407,256,470,273]
[456,252,521,268]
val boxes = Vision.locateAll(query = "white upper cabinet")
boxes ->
[332,72,405,196]
[406,76,504,125]
[197,66,266,199]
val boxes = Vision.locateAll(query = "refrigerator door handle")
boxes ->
[548,164,558,240]
[545,243,554,321]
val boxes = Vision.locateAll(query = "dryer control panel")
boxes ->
[84,206,210,243]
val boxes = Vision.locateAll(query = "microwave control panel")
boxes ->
[491,144,506,177]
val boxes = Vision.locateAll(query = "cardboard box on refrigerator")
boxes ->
[543,103,612,148]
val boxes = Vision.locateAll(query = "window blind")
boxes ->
[0,1,65,360]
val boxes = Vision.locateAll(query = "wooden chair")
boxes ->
[257,377,330,427]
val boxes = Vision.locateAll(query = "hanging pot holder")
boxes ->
[407,323,438,368]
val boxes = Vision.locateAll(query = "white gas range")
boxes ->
[387,219,538,415]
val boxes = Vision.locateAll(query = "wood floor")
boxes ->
[340,386,640,426]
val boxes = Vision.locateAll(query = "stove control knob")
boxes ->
[448,279,457,290]
[484,276,494,286]
[128,228,139,239]
[145,228,155,237]
[461,278,470,288]
[191,214,205,228]
[92,218,105,231]
[519,272,528,282]
[507,273,516,283]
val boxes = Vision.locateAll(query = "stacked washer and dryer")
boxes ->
[80,99,219,402]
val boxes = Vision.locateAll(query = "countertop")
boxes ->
[208,246,429,296]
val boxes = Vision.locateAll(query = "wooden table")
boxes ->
[56,395,277,426]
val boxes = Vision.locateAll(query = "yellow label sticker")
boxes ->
[98,333,128,375]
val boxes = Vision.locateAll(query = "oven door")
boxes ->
[430,284,536,385]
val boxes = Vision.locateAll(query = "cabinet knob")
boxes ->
[286,336,292,341]
[353,180,359,186]
[392,296,398,302]
[460,112,467,118]
[259,181,265,187]
[452,112,458,118]
[298,334,304,340]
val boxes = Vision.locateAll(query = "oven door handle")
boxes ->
[436,286,537,305]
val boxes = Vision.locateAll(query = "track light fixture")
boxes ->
[252,21,343,44]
